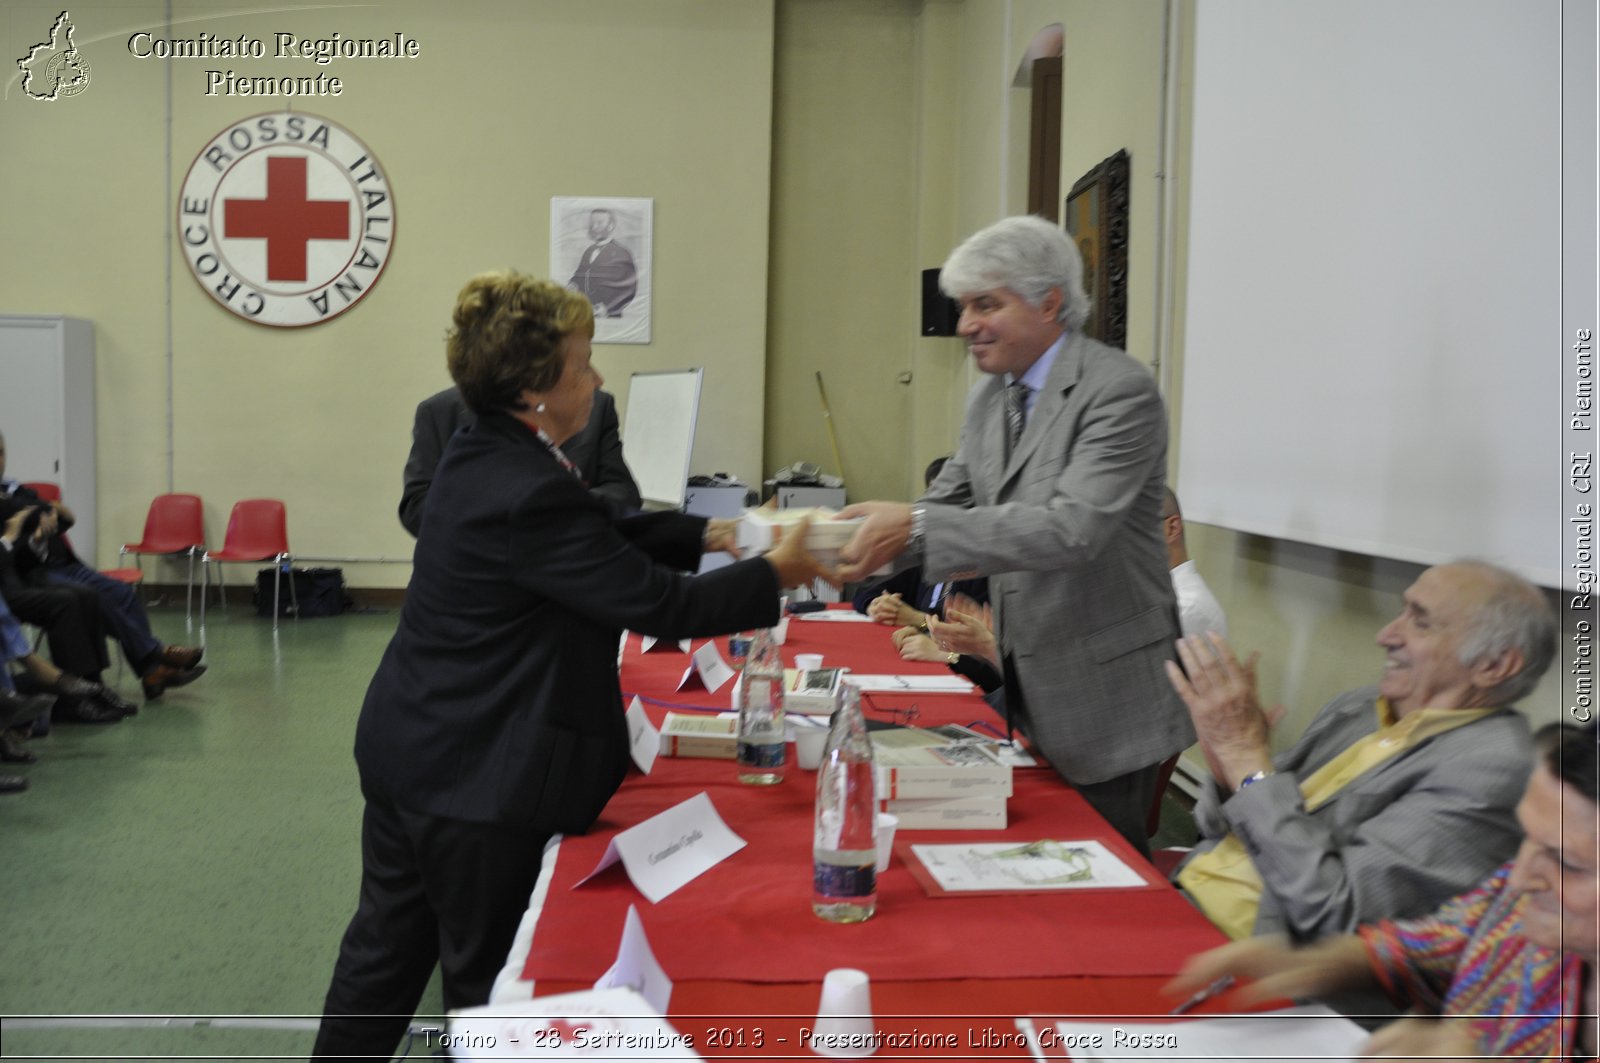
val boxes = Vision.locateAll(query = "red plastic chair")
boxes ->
[200,499,296,630]
[21,481,145,587]
[120,494,207,625]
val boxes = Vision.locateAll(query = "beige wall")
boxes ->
[1,0,1564,728]
[2,0,776,589]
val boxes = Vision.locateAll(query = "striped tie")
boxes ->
[1004,382,1030,460]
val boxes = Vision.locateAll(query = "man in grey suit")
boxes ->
[1168,561,1555,941]
[840,215,1193,855]
[399,385,641,537]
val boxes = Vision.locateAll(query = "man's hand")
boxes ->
[36,508,59,539]
[1359,1017,1480,1062]
[2,507,35,547]
[836,501,913,583]
[1165,631,1275,789]
[867,591,923,628]
[1164,934,1374,1008]
[764,514,841,591]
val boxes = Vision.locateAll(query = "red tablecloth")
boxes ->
[522,616,1225,988]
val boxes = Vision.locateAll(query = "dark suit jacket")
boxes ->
[0,482,78,578]
[569,241,637,316]
[399,386,641,536]
[357,412,779,830]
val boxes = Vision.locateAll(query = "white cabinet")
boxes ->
[0,316,96,563]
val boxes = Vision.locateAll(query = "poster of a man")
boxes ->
[551,196,653,344]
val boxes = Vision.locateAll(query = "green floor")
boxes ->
[0,603,1199,1062]
[0,604,448,1061]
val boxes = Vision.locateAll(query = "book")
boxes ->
[882,794,1008,830]
[871,735,1013,799]
[656,712,737,760]
[784,666,845,713]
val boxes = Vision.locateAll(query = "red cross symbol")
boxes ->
[224,155,349,282]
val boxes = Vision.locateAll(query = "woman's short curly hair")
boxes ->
[445,270,594,416]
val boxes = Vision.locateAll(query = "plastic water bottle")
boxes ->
[812,683,877,922]
[736,628,786,785]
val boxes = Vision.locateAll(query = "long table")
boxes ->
[490,610,1233,1058]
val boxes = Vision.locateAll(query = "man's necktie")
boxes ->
[1004,382,1030,460]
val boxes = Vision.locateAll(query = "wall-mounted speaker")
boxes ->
[920,268,960,337]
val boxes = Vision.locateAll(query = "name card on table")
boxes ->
[575,791,746,903]
[593,904,673,1014]
[625,697,660,775]
[676,641,735,693]
[846,673,976,694]
[448,987,701,1060]
[640,635,692,654]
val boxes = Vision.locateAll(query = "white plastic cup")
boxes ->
[795,652,824,672]
[794,724,830,770]
[874,813,898,873]
[810,968,876,1057]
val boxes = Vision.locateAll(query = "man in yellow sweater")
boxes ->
[1167,561,1554,942]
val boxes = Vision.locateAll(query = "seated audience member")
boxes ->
[0,507,134,723]
[897,591,1003,697]
[0,590,57,792]
[1167,561,1555,941]
[398,383,641,536]
[0,433,204,700]
[1167,721,1598,1061]
[1162,487,1227,638]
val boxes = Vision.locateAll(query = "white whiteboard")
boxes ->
[621,369,702,507]
[1178,0,1563,587]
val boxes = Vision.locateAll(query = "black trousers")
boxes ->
[2,576,109,678]
[311,794,553,1063]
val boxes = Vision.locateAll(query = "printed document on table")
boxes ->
[909,839,1154,894]
[845,673,976,693]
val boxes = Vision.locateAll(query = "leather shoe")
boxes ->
[0,774,28,794]
[142,663,207,700]
[92,685,139,717]
[160,645,204,670]
[51,697,123,724]
[0,689,56,730]
[50,675,136,717]
[1,731,37,764]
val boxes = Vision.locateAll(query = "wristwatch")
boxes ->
[1238,769,1273,789]
[909,505,927,553]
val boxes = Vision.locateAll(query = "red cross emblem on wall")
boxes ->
[223,156,350,283]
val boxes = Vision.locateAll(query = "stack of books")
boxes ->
[871,726,1012,829]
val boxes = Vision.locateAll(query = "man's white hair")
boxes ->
[939,215,1091,331]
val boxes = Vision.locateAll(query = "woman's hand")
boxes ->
[703,518,742,557]
[1163,934,1375,1008]
[895,632,950,664]
[927,596,999,670]
[765,515,840,590]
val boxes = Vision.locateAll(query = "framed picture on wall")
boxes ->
[551,196,653,344]
[1062,150,1130,350]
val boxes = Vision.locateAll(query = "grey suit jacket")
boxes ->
[1183,686,1533,940]
[399,386,641,536]
[918,330,1193,784]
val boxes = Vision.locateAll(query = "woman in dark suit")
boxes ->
[313,271,830,1061]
